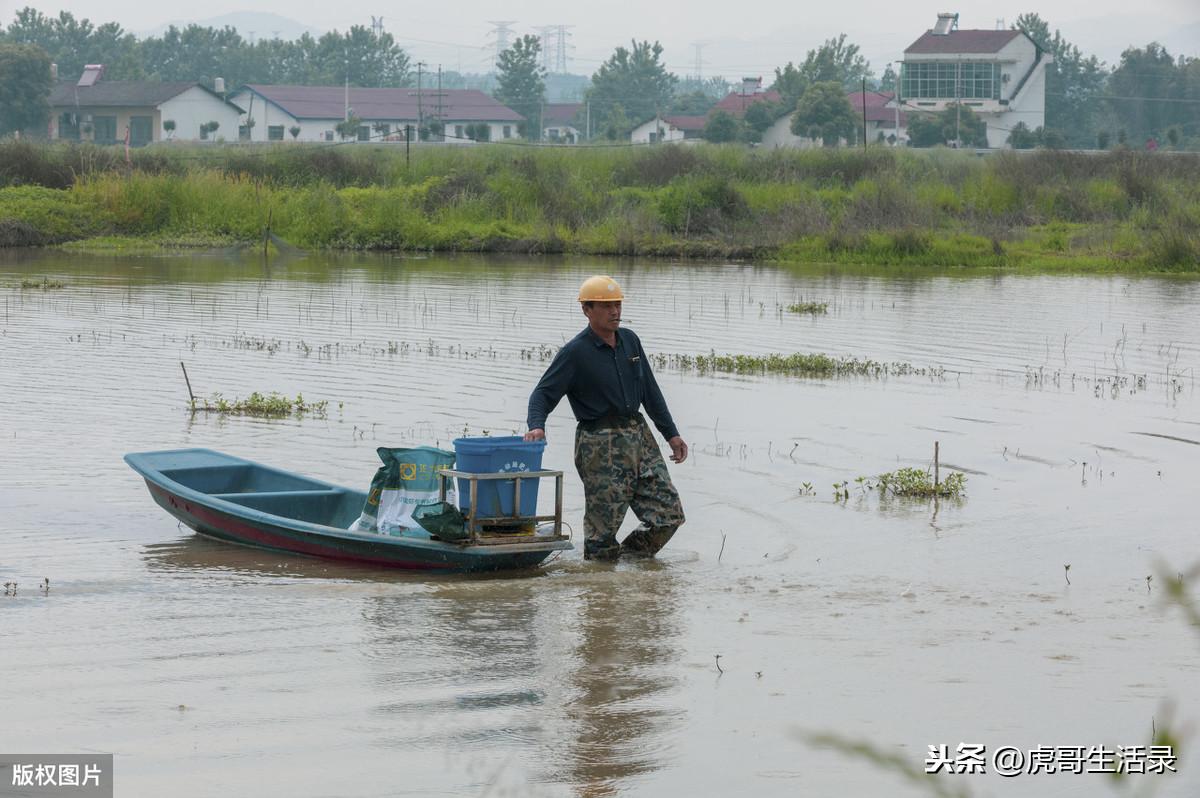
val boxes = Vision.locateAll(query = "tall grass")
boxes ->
[1,140,1199,270]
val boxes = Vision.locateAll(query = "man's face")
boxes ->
[583,301,622,334]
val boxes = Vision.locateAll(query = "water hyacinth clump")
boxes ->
[877,467,966,498]
[191,392,329,418]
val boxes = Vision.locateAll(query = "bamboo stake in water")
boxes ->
[934,441,940,490]
[180,361,195,406]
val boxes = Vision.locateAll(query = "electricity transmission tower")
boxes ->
[535,26,555,72]
[371,16,385,37]
[486,21,518,67]
[691,42,705,81]
[550,25,574,73]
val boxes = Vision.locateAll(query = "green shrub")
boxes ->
[657,176,748,234]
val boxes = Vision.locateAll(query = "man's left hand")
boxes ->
[667,436,688,464]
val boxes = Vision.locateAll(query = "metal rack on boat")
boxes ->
[436,469,565,544]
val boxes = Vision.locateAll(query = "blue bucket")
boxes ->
[452,436,546,518]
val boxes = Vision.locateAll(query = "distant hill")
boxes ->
[140,12,319,41]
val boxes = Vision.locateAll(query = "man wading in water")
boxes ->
[525,276,687,560]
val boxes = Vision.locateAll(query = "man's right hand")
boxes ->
[524,428,546,442]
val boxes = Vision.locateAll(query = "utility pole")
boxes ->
[892,62,901,145]
[954,57,962,147]
[344,51,350,121]
[416,61,425,135]
[862,77,868,148]
[585,100,590,141]
[437,65,443,140]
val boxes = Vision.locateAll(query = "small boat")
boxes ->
[125,448,572,571]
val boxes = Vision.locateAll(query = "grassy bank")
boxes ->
[1,140,1198,272]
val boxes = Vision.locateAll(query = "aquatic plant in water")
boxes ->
[786,301,828,314]
[191,392,329,419]
[19,277,65,289]
[651,351,943,379]
[876,467,965,499]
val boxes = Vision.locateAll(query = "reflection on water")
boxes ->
[563,565,682,798]
[354,565,684,796]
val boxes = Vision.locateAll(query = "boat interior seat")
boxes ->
[211,490,365,528]
[162,465,330,494]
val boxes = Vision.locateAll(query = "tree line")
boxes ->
[2,6,1198,147]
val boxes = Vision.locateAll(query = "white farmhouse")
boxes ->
[542,103,583,143]
[900,13,1051,148]
[630,115,707,144]
[48,66,242,144]
[228,85,525,144]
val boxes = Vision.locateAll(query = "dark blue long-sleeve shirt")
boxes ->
[527,326,680,440]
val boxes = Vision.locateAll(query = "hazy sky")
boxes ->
[4,0,1197,78]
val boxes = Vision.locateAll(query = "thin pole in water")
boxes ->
[180,361,195,406]
[934,440,940,489]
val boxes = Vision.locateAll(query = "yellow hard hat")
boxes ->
[578,275,624,302]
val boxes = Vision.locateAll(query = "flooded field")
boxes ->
[1,251,1198,797]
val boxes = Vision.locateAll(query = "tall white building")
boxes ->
[900,13,1051,148]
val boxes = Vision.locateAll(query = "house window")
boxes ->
[325,131,334,142]
[93,115,117,143]
[357,126,370,141]
[503,125,511,139]
[129,116,153,145]
[268,125,285,141]
[454,125,465,139]
[58,112,80,140]
[901,61,1000,101]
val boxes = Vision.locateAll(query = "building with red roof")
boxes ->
[228,85,525,144]
[541,103,583,142]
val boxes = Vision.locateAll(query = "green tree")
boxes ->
[2,9,141,81]
[335,116,361,140]
[587,40,677,131]
[1108,43,1180,141]
[743,101,780,141]
[494,35,546,140]
[1007,121,1038,149]
[1013,13,1108,147]
[879,63,897,93]
[674,75,730,101]
[791,81,856,146]
[906,104,987,148]
[703,110,741,142]
[772,34,873,108]
[0,43,53,136]
[602,104,632,140]
[670,89,715,115]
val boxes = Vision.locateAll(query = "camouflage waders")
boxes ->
[573,414,685,560]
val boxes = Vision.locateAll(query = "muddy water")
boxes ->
[1,251,1198,797]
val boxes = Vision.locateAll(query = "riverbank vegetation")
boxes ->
[1,140,1198,272]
